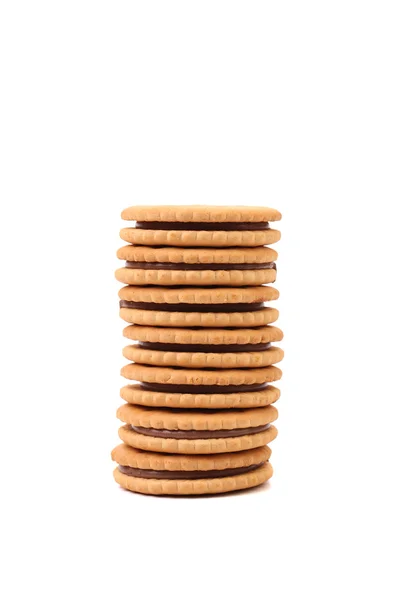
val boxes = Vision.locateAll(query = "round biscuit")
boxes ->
[120,227,281,247]
[119,307,279,327]
[121,205,282,223]
[116,403,278,430]
[112,443,271,470]
[123,324,283,345]
[122,345,284,368]
[118,424,278,454]
[120,363,282,385]
[113,462,273,495]
[118,285,279,304]
[117,245,277,264]
[120,383,280,409]
[115,267,277,286]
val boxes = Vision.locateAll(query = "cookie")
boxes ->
[114,463,272,495]
[115,268,277,286]
[117,403,278,430]
[118,424,277,455]
[120,363,282,393]
[118,285,279,327]
[121,205,282,223]
[120,383,281,409]
[118,285,279,304]
[120,307,279,327]
[117,245,278,264]
[116,403,278,454]
[112,444,273,495]
[116,245,278,287]
[122,344,284,368]
[120,227,281,248]
[123,323,283,346]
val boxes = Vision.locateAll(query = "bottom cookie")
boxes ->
[112,444,273,495]
[113,462,272,496]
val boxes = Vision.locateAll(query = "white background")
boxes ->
[1,1,399,599]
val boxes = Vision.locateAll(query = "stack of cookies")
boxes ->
[112,205,283,496]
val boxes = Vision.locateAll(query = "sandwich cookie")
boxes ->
[115,246,278,286]
[116,404,278,454]
[112,444,273,495]
[119,285,279,327]
[120,363,282,394]
[120,205,281,248]
[120,383,281,409]
[123,325,283,369]
[122,323,284,367]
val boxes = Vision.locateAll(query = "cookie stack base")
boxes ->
[113,463,273,495]
[112,444,273,496]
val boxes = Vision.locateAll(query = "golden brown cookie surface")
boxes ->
[112,444,272,495]
[117,403,278,430]
[118,285,279,304]
[115,267,276,286]
[118,423,278,454]
[121,205,282,222]
[116,245,278,286]
[116,404,278,454]
[123,324,283,345]
[120,383,280,409]
[122,344,284,368]
[119,306,279,327]
[113,462,273,495]
[120,363,282,388]
[120,227,281,247]
[118,285,279,325]
[112,443,271,469]
[117,245,277,264]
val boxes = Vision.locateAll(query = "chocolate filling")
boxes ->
[135,221,270,231]
[138,341,272,352]
[140,382,269,394]
[125,261,276,271]
[130,423,271,439]
[118,462,265,480]
[119,300,265,312]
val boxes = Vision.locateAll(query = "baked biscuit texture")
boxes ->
[117,245,278,264]
[123,324,283,345]
[120,227,281,248]
[118,285,279,304]
[116,403,278,430]
[116,403,278,454]
[122,344,284,368]
[119,307,279,327]
[118,423,278,454]
[120,363,282,385]
[111,444,272,495]
[120,384,281,409]
[115,267,277,286]
[121,205,282,223]
[112,443,271,470]
[113,462,273,495]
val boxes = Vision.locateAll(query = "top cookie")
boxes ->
[121,205,282,223]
